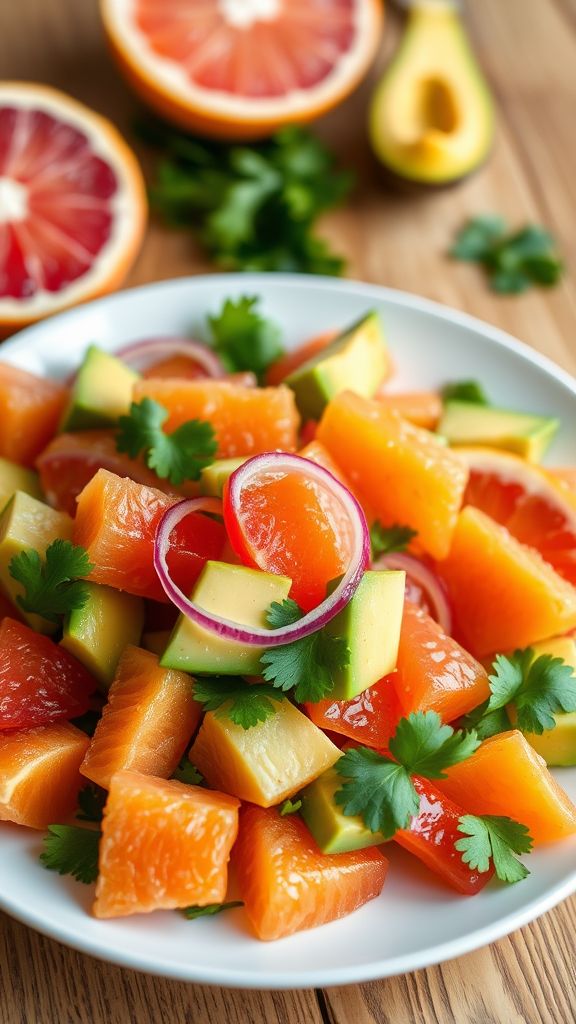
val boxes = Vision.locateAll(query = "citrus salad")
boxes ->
[1,298,576,941]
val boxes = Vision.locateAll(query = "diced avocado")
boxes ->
[285,311,389,420]
[142,630,171,656]
[0,457,43,513]
[161,561,292,675]
[324,570,405,701]
[515,637,576,766]
[438,401,559,462]
[369,3,494,185]
[61,345,139,431]
[190,700,340,807]
[61,583,145,690]
[300,763,386,853]
[0,491,73,634]
[199,458,246,498]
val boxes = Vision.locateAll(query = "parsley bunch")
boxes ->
[451,215,564,294]
[138,118,352,275]
[260,599,350,704]
[117,398,217,486]
[9,539,93,624]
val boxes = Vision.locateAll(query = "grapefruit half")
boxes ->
[101,0,384,139]
[0,83,146,337]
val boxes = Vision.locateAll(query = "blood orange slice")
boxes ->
[0,83,146,336]
[460,447,576,587]
[101,0,383,139]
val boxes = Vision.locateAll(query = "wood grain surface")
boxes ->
[0,1,575,1021]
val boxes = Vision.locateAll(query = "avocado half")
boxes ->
[369,1,495,186]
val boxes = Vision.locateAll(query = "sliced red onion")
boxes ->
[372,552,453,634]
[116,337,226,377]
[154,454,370,647]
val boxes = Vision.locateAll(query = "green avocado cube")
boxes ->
[0,491,73,634]
[61,583,145,690]
[161,561,292,676]
[0,456,43,514]
[300,764,387,853]
[199,458,246,497]
[285,311,389,420]
[61,345,139,431]
[324,570,405,701]
[438,401,559,462]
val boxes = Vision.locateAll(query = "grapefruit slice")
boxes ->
[0,83,146,336]
[460,447,576,587]
[101,0,383,139]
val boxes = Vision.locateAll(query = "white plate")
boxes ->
[1,274,575,988]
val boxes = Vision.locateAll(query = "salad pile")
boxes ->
[0,296,576,941]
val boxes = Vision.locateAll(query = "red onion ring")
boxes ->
[154,454,370,647]
[371,552,453,634]
[116,337,226,377]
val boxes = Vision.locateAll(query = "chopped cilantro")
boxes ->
[192,676,285,729]
[451,216,564,294]
[442,380,490,405]
[456,815,533,883]
[279,798,302,816]
[40,825,100,884]
[181,901,243,920]
[260,599,350,704]
[208,296,283,376]
[9,539,93,624]
[370,522,417,560]
[172,756,204,786]
[487,649,576,735]
[116,397,217,485]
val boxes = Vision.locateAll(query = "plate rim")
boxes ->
[1,272,576,988]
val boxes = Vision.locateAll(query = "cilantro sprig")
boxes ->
[172,756,204,785]
[40,825,101,884]
[451,216,564,294]
[456,815,533,883]
[139,119,352,276]
[335,711,480,840]
[208,296,283,377]
[116,398,217,486]
[465,648,576,738]
[441,380,490,405]
[9,539,93,624]
[370,522,417,560]
[193,676,285,730]
[279,798,302,817]
[260,598,350,704]
[181,901,244,920]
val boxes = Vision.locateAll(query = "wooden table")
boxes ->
[1,1,575,1021]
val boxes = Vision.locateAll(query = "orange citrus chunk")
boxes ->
[317,390,468,559]
[436,730,576,846]
[438,506,576,657]
[133,379,300,459]
[101,0,383,140]
[376,391,443,431]
[460,447,576,587]
[0,362,68,466]
[395,602,490,722]
[94,770,240,918]
[0,722,89,829]
[80,646,200,790]
[234,804,388,941]
[550,468,576,492]
[0,83,146,337]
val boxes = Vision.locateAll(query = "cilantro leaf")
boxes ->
[172,755,203,785]
[456,815,533,883]
[335,748,419,840]
[279,798,302,816]
[9,539,93,624]
[192,676,285,729]
[487,649,576,735]
[442,380,490,405]
[140,119,352,276]
[461,700,511,741]
[370,521,417,560]
[260,599,350,704]
[76,785,106,824]
[208,296,283,376]
[40,825,100,884]
[389,711,481,778]
[117,398,217,485]
[181,901,243,920]
[451,216,564,294]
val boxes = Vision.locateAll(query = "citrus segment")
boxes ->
[94,770,239,918]
[376,391,443,431]
[305,673,403,750]
[0,722,89,829]
[0,362,68,466]
[80,646,200,790]
[101,0,383,139]
[133,379,300,459]
[317,390,468,559]
[436,731,576,845]
[234,804,388,941]
[0,83,146,334]
[438,507,576,657]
